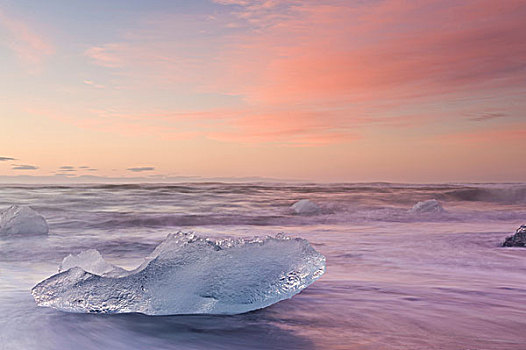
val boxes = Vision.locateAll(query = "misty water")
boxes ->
[1,183,526,349]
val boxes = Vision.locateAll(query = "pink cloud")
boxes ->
[0,9,53,71]
[212,0,251,5]
[212,0,526,106]
[83,80,105,89]
[85,43,214,92]
[85,45,125,68]
[77,0,526,146]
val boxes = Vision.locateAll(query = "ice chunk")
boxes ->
[0,205,48,236]
[59,249,129,277]
[32,232,326,315]
[291,199,321,215]
[409,199,444,214]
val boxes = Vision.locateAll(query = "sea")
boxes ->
[1,182,526,350]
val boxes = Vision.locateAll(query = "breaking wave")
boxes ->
[443,185,526,204]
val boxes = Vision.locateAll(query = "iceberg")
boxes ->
[32,232,326,315]
[291,199,321,215]
[59,249,128,277]
[409,199,444,214]
[0,205,49,236]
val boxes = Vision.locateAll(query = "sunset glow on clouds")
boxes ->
[0,0,525,182]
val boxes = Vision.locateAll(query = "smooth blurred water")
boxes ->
[1,183,526,349]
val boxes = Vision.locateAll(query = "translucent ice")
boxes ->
[409,199,445,214]
[32,232,326,315]
[59,249,128,277]
[291,199,321,215]
[0,205,48,236]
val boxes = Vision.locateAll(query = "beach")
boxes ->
[1,183,526,349]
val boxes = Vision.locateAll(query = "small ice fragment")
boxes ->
[409,199,445,214]
[291,199,321,215]
[0,205,49,236]
[32,232,326,315]
[59,249,128,277]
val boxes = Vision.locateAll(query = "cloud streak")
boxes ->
[12,165,38,170]
[467,112,509,122]
[83,80,105,89]
[127,167,155,172]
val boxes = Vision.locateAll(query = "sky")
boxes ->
[0,0,525,183]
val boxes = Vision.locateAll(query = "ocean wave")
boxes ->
[92,214,287,228]
[444,185,526,204]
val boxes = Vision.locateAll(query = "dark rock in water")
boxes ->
[502,225,526,247]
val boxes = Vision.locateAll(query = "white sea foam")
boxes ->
[409,199,445,214]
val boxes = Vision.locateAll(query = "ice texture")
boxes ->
[0,205,48,236]
[409,199,444,214]
[32,232,326,315]
[59,249,128,277]
[291,199,321,215]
